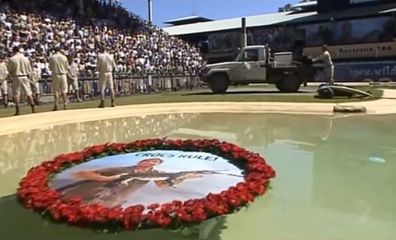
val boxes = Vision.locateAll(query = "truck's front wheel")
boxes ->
[209,74,229,93]
[276,73,302,93]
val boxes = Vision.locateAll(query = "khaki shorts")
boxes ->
[324,65,334,84]
[53,74,68,94]
[0,80,7,95]
[99,72,114,90]
[12,76,32,97]
[30,82,40,94]
[69,78,79,92]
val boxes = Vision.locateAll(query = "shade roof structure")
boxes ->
[163,11,316,36]
[164,15,213,26]
[162,3,396,36]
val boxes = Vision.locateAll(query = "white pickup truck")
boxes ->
[200,45,317,93]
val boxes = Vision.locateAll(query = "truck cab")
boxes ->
[200,45,313,93]
[230,45,268,82]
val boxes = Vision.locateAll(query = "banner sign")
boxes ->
[51,150,244,208]
[304,42,396,60]
[335,61,396,82]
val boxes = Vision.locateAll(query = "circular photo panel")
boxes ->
[51,150,244,209]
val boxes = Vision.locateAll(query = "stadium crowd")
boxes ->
[0,0,204,114]
[0,8,203,75]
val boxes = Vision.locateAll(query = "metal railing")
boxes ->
[0,72,203,102]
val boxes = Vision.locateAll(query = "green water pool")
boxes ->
[0,113,395,240]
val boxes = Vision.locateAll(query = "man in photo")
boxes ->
[54,158,204,208]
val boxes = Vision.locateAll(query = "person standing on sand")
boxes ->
[97,46,117,108]
[49,47,69,111]
[313,45,334,85]
[68,58,82,102]
[7,46,35,116]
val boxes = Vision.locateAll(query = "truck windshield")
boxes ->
[235,49,259,62]
[235,51,243,62]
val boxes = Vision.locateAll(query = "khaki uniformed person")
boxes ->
[67,58,82,102]
[0,55,9,108]
[31,62,41,105]
[97,46,117,108]
[7,46,35,116]
[49,47,69,110]
[314,45,334,85]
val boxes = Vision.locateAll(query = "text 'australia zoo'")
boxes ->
[133,151,219,161]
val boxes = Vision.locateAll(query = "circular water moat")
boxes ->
[0,113,395,240]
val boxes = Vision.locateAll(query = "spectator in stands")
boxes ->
[7,46,35,115]
[68,58,82,102]
[314,45,334,85]
[97,45,117,108]
[49,46,69,111]
[0,55,9,107]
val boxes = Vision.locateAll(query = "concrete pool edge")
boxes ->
[0,89,395,136]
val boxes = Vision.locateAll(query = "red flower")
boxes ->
[147,203,160,210]
[153,211,172,227]
[177,208,193,222]
[192,209,207,221]
[107,207,123,221]
[108,143,127,152]
[87,144,107,155]
[49,152,84,166]
[122,215,138,230]
[219,143,232,152]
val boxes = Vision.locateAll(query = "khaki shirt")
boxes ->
[7,53,32,77]
[314,50,333,66]
[97,52,117,74]
[68,62,79,80]
[0,62,8,80]
[31,67,42,82]
[49,52,69,75]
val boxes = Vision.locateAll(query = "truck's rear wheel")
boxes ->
[209,74,229,93]
[276,73,302,93]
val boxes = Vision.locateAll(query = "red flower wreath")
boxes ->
[17,139,276,231]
